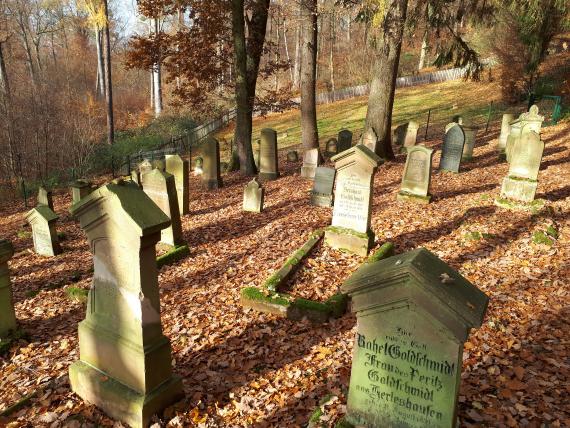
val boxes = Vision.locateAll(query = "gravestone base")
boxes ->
[70,361,184,428]
[324,226,374,256]
[500,176,538,202]
[310,193,333,207]
[397,191,431,204]
[300,166,317,180]
[258,171,279,182]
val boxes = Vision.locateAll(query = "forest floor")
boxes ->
[0,77,569,428]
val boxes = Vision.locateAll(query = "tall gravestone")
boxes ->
[70,180,93,204]
[341,248,489,428]
[0,240,17,340]
[24,206,61,256]
[461,125,478,161]
[506,105,544,163]
[397,145,434,204]
[143,169,183,247]
[439,124,465,173]
[38,186,54,211]
[301,148,320,180]
[165,154,190,215]
[258,128,280,181]
[497,113,514,158]
[338,129,353,153]
[202,137,223,189]
[362,127,378,154]
[394,121,419,152]
[68,181,184,428]
[310,167,336,207]
[497,131,544,205]
[243,178,264,213]
[325,145,382,256]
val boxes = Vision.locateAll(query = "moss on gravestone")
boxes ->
[240,287,291,307]
[156,244,190,268]
[366,242,395,263]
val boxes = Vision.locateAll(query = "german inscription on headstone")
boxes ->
[341,248,489,428]
[243,178,264,213]
[338,129,353,153]
[439,124,465,173]
[25,205,62,256]
[398,145,434,204]
[0,240,17,339]
[258,128,280,181]
[310,167,336,207]
[202,137,223,189]
[38,186,54,211]
[165,154,190,215]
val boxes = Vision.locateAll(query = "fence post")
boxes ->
[485,102,494,133]
[424,109,432,141]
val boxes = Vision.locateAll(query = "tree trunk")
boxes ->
[152,17,163,117]
[418,29,428,71]
[329,8,335,91]
[95,27,105,98]
[300,0,320,153]
[102,0,114,145]
[363,0,408,160]
[0,42,11,99]
[293,6,301,90]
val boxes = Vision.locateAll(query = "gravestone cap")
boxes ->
[331,144,382,170]
[0,239,14,264]
[26,205,59,223]
[341,248,488,340]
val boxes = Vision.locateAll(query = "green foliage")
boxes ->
[546,225,559,239]
[366,242,395,263]
[65,287,89,303]
[532,231,554,246]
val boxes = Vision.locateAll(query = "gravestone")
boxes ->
[253,139,261,169]
[243,178,264,213]
[70,180,93,204]
[498,131,544,204]
[138,159,153,176]
[397,145,434,204]
[151,159,165,171]
[143,170,183,247]
[325,145,382,256]
[497,113,514,156]
[165,154,190,215]
[506,105,544,163]
[202,137,223,189]
[461,125,478,161]
[301,148,320,179]
[287,150,299,162]
[68,181,184,428]
[326,138,338,156]
[362,127,378,153]
[258,128,279,181]
[38,186,54,211]
[338,129,353,153]
[131,169,142,188]
[0,240,17,339]
[341,248,489,428]
[439,124,465,173]
[24,206,61,256]
[394,121,419,151]
[194,157,203,175]
[310,167,336,207]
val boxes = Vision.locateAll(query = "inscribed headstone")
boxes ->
[301,148,320,180]
[361,127,378,153]
[243,178,264,213]
[394,121,419,151]
[341,248,489,428]
[258,128,279,181]
[462,125,478,161]
[68,181,184,428]
[38,186,54,211]
[439,124,465,173]
[397,145,434,204]
[143,170,183,247]
[506,105,544,163]
[165,154,189,215]
[337,130,353,153]
[310,167,336,207]
[202,137,223,189]
[0,240,17,338]
[25,206,61,257]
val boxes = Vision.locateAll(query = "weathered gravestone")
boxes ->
[70,180,93,204]
[131,169,142,188]
[439,124,465,173]
[258,128,280,181]
[362,127,378,154]
[38,186,54,211]
[243,178,264,213]
[341,248,489,428]
[397,145,434,204]
[24,206,61,256]
[326,138,338,156]
[165,154,189,215]
[497,113,514,156]
[139,159,153,176]
[194,157,203,175]
[287,150,299,162]
[394,121,419,152]
[325,145,382,256]
[497,131,544,205]
[68,181,184,428]
[143,169,183,247]
[311,167,336,207]
[506,105,544,163]
[461,125,479,161]
[0,240,17,340]
[301,148,320,180]
[151,159,165,171]
[338,129,353,153]
[201,137,223,189]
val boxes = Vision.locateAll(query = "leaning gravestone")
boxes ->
[325,145,382,256]
[397,145,434,204]
[497,131,544,205]
[258,128,280,181]
[461,125,478,161]
[243,178,264,213]
[38,186,54,211]
[70,180,92,204]
[341,248,489,428]
[143,169,183,247]
[439,124,465,173]
[165,154,190,215]
[311,167,336,207]
[202,137,223,189]
[361,127,378,154]
[68,181,184,428]
[497,113,514,157]
[24,206,61,256]
[301,148,320,179]
[0,240,17,339]
[506,105,544,163]
[337,129,353,153]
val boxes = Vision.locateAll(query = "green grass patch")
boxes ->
[156,244,190,269]
[17,230,31,239]
[65,287,89,303]
[532,231,554,246]
[546,225,559,239]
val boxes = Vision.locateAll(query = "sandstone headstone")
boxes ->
[165,154,189,215]
[143,169,183,247]
[394,121,419,151]
[325,145,382,256]
[506,105,544,163]
[439,124,465,173]
[138,159,153,177]
[259,129,279,181]
[202,138,223,189]
[131,169,142,188]
[70,180,93,204]
[310,167,336,207]
[362,127,378,153]
[326,138,338,156]
[243,178,264,213]
[38,186,54,211]
[462,125,478,161]
[287,150,299,162]
[194,157,203,175]
[68,181,184,428]
[397,145,434,204]
[0,240,17,339]
[341,248,489,428]
[338,129,353,153]
[24,206,61,256]
[497,113,514,155]
[301,148,320,179]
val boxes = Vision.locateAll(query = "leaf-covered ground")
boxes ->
[1,85,569,427]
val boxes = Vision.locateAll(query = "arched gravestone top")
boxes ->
[337,129,353,153]
[439,124,465,173]
[243,178,264,213]
[399,145,434,202]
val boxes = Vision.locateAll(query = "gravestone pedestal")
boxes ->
[0,240,17,339]
[69,181,183,428]
[24,206,61,256]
